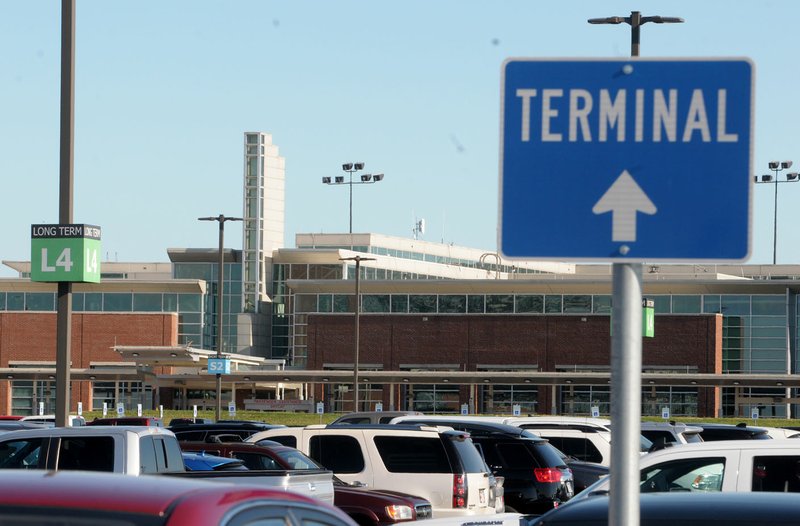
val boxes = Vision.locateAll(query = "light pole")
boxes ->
[340,255,375,411]
[754,161,798,264]
[323,163,384,234]
[198,214,243,422]
[588,11,684,57]
[588,11,683,526]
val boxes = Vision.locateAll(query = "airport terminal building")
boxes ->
[2,132,799,418]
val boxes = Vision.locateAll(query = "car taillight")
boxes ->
[453,474,467,508]
[534,467,563,483]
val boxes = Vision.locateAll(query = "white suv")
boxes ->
[640,421,704,447]
[247,424,499,518]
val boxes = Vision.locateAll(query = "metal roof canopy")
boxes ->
[158,370,800,388]
[114,345,275,368]
[0,367,144,382]
[0,367,795,389]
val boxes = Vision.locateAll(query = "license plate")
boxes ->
[565,481,574,496]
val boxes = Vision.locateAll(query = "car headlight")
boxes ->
[385,505,414,521]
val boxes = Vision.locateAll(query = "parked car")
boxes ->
[640,421,704,447]
[387,417,574,513]
[391,415,625,467]
[180,441,434,525]
[0,424,336,503]
[694,422,771,441]
[551,449,608,494]
[20,414,86,426]
[87,416,164,427]
[331,411,423,425]
[0,469,357,526]
[169,417,214,425]
[0,425,185,473]
[168,421,286,442]
[181,451,248,471]
[760,426,800,439]
[529,491,800,525]
[572,439,800,500]
[0,421,54,434]
[247,424,501,518]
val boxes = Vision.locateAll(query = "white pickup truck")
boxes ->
[0,425,335,504]
[574,439,800,499]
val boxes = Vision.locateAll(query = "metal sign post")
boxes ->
[499,16,753,526]
[610,263,642,526]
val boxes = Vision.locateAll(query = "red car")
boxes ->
[0,469,357,526]
[86,416,164,427]
[180,441,433,525]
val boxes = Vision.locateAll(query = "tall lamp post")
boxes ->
[754,161,798,264]
[588,11,683,526]
[323,163,384,234]
[198,214,243,422]
[340,255,375,411]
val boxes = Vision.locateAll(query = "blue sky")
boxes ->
[2,1,800,277]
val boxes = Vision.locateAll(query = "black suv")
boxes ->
[694,422,771,441]
[394,419,575,514]
[167,421,285,442]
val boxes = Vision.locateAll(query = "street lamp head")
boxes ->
[768,161,780,170]
[649,16,684,23]
[322,176,332,184]
[588,16,625,24]
[761,175,773,182]
[353,162,365,170]
[781,161,793,170]
[342,163,354,171]
[787,172,799,181]
[360,174,372,182]
[335,176,345,184]
[372,173,384,182]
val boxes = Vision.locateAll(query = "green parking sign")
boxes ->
[31,224,101,283]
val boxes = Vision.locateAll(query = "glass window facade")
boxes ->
[173,261,240,352]
[0,290,203,349]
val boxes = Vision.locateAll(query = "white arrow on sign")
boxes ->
[592,170,657,242]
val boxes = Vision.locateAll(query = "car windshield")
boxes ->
[275,448,323,470]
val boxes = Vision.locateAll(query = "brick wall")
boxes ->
[0,312,178,413]
[308,313,722,416]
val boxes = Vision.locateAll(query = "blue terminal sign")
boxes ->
[499,58,754,262]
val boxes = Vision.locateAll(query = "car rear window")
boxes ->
[374,436,452,473]
[448,436,490,474]
[173,430,205,442]
[642,430,677,444]
[546,437,602,464]
[683,432,703,444]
